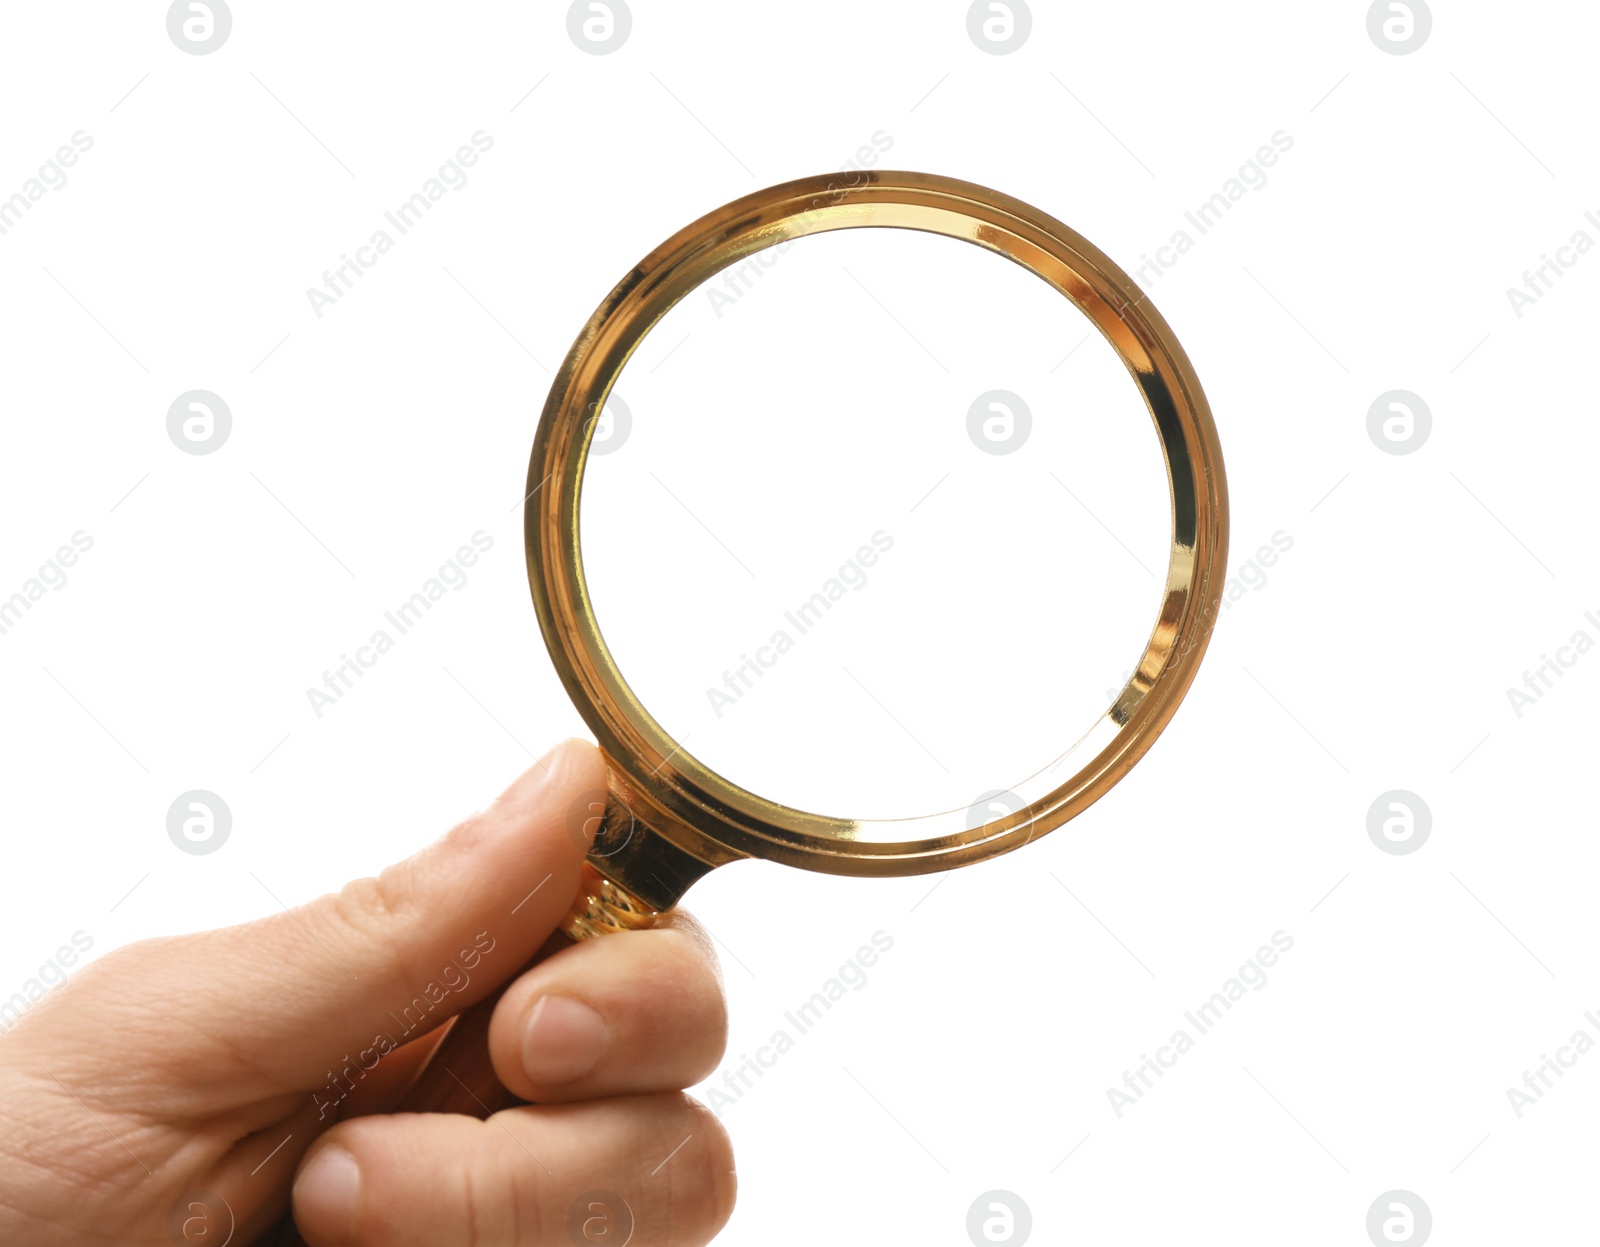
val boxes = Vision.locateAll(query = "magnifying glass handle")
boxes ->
[264,863,657,1246]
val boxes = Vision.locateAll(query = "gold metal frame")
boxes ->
[527,170,1228,914]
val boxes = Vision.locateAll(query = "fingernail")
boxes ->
[522,994,606,1085]
[295,1145,360,1242]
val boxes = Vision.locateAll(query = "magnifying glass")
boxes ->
[279,171,1226,1243]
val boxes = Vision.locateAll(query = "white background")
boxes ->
[1,1,1597,1244]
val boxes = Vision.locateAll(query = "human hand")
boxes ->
[0,739,735,1246]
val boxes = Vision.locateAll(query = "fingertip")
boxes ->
[488,922,729,1104]
[489,737,603,817]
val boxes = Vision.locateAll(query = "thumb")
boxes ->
[125,737,605,1100]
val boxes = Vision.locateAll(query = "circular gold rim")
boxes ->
[526,170,1229,877]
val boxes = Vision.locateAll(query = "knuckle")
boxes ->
[327,864,415,946]
[454,1121,544,1247]
[661,908,719,970]
[49,934,179,1021]
[682,980,729,1083]
[653,918,728,1012]
[458,1158,487,1247]
[670,933,729,1071]
[677,1097,737,1242]
[439,811,493,852]
[496,1145,546,1247]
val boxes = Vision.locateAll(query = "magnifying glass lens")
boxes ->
[580,227,1170,824]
